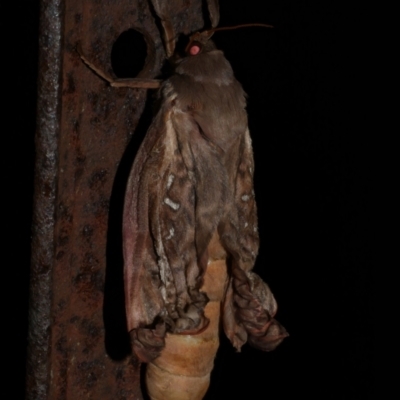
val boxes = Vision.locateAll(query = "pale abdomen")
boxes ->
[146,251,228,400]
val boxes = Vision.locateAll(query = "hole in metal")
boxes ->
[111,29,147,78]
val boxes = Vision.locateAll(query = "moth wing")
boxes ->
[123,99,209,361]
[220,129,288,351]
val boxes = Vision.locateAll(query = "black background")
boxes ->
[2,0,370,399]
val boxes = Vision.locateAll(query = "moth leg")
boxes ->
[149,0,177,57]
[78,47,161,89]
[109,78,161,89]
[206,0,220,28]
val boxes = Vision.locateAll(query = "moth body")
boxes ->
[123,33,287,399]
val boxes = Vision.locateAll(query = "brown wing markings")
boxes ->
[220,130,288,351]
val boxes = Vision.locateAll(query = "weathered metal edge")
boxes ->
[26,0,64,398]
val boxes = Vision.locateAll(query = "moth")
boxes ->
[122,25,288,400]
[81,1,287,398]
[123,25,289,353]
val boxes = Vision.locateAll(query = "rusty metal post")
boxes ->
[27,1,204,398]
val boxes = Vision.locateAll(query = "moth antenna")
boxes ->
[205,23,273,36]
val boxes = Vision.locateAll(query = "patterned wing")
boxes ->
[220,129,288,351]
[123,83,224,362]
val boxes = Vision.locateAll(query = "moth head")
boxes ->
[185,31,215,56]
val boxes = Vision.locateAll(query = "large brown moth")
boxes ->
[81,1,287,398]
[123,29,288,400]
[124,23,288,343]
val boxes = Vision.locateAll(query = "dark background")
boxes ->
[3,0,370,399]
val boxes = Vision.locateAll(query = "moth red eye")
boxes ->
[189,45,201,55]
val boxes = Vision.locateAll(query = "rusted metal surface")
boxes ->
[28,0,205,398]
[27,0,63,398]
